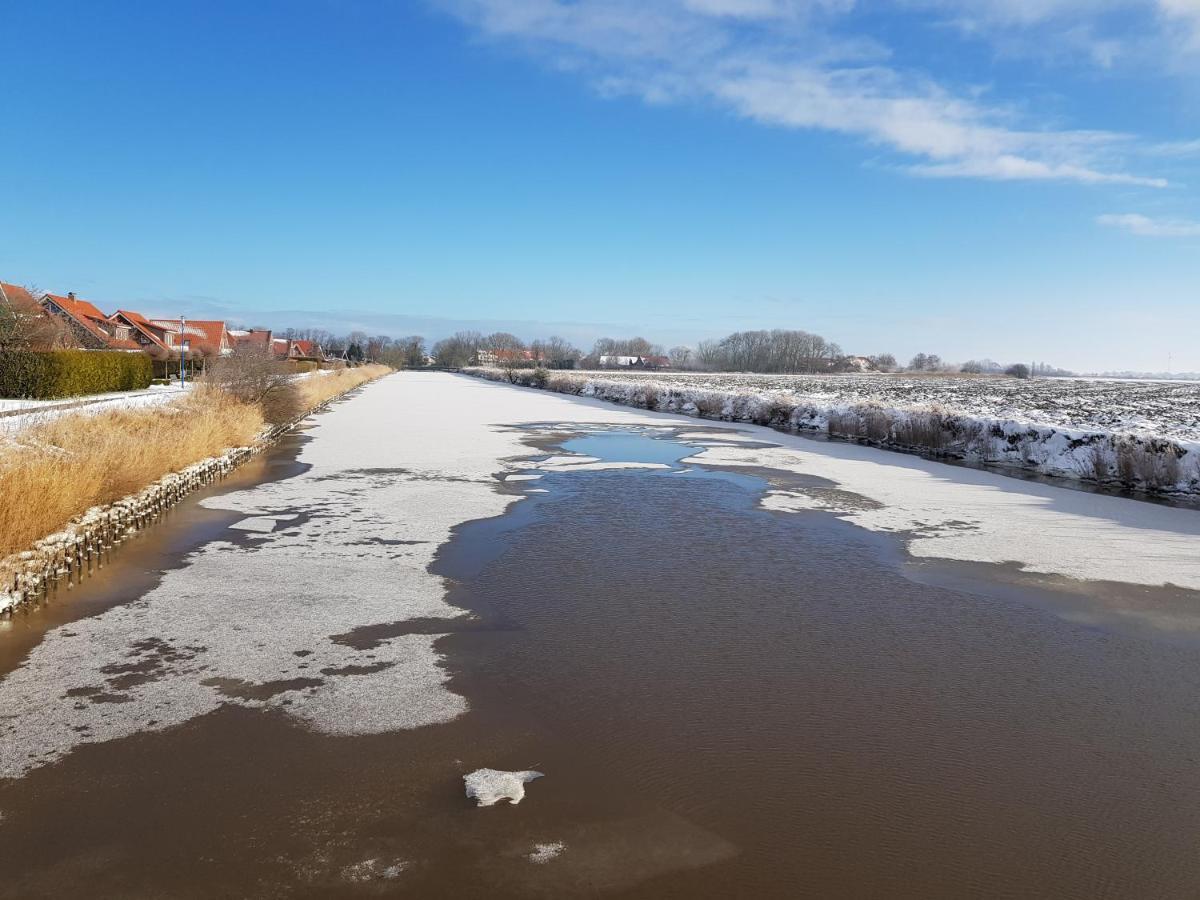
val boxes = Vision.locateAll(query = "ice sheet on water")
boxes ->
[0,375,678,780]
[464,768,544,806]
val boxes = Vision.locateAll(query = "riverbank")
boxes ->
[463,366,1200,500]
[0,364,390,612]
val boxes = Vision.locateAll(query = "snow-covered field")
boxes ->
[574,371,1200,441]
[466,368,1200,496]
[3,372,1199,780]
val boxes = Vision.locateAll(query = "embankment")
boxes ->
[0,365,390,612]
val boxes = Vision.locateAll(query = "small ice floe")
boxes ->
[228,516,284,533]
[463,768,543,807]
[527,841,565,864]
[341,857,407,882]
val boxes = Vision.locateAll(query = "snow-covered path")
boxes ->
[0,384,189,434]
[1,372,1199,780]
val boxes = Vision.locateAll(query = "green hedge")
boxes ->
[0,350,154,399]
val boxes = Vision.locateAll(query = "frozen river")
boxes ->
[1,373,1200,897]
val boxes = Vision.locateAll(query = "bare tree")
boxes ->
[481,332,525,352]
[380,335,425,368]
[202,347,301,424]
[539,335,580,369]
[431,330,482,367]
[0,284,71,352]
[668,345,693,369]
[693,329,844,373]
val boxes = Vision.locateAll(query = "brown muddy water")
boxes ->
[3,426,1200,898]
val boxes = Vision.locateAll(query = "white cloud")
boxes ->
[914,157,1168,186]
[437,0,1169,188]
[1097,212,1200,235]
[1150,138,1200,156]
[909,0,1200,65]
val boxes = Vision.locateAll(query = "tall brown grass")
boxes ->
[294,364,389,411]
[0,364,390,560]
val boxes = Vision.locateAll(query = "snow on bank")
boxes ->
[465,368,1200,497]
[2,373,1199,778]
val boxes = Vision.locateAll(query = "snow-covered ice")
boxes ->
[464,768,544,806]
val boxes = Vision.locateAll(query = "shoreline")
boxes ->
[462,366,1200,504]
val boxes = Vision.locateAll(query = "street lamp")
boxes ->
[179,315,187,388]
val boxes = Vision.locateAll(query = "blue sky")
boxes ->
[2,0,1198,371]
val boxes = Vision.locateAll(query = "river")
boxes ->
[1,373,1199,898]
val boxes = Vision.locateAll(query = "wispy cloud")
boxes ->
[436,0,1169,188]
[1097,212,1200,236]
[908,0,1200,67]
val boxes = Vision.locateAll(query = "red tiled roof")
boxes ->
[110,310,172,354]
[231,329,273,352]
[495,349,539,361]
[42,292,114,344]
[149,319,231,356]
[291,340,320,357]
[0,282,37,307]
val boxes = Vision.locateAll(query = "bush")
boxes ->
[0,350,153,399]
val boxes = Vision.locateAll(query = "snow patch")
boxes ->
[341,857,408,882]
[527,841,565,864]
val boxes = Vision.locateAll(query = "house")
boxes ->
[598,355,640,368]
[41,291,141,351]
[0,282,37,309]
[107,310,174,359]
[229,328,274,354]
[598,354,670,369]
[147,319,234,359]
[287,339,324,360]
[476,348,541,366]
[271,338,291,359]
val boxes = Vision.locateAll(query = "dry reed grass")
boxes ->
[0,364,390,559]
[294,364,389,410]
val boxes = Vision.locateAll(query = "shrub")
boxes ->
[826,410,859,438]
[0,350,153,399]
[203,350,303,427]
[693,393,725,418]
[1116,438,1184,491]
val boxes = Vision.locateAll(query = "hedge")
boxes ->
[0,350,155,399]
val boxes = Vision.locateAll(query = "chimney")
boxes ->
[67,291,76,300]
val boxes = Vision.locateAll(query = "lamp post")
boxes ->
[179,315,186,388]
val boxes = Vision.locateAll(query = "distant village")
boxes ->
[2,281,1070,379]
[1,282,337,373]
